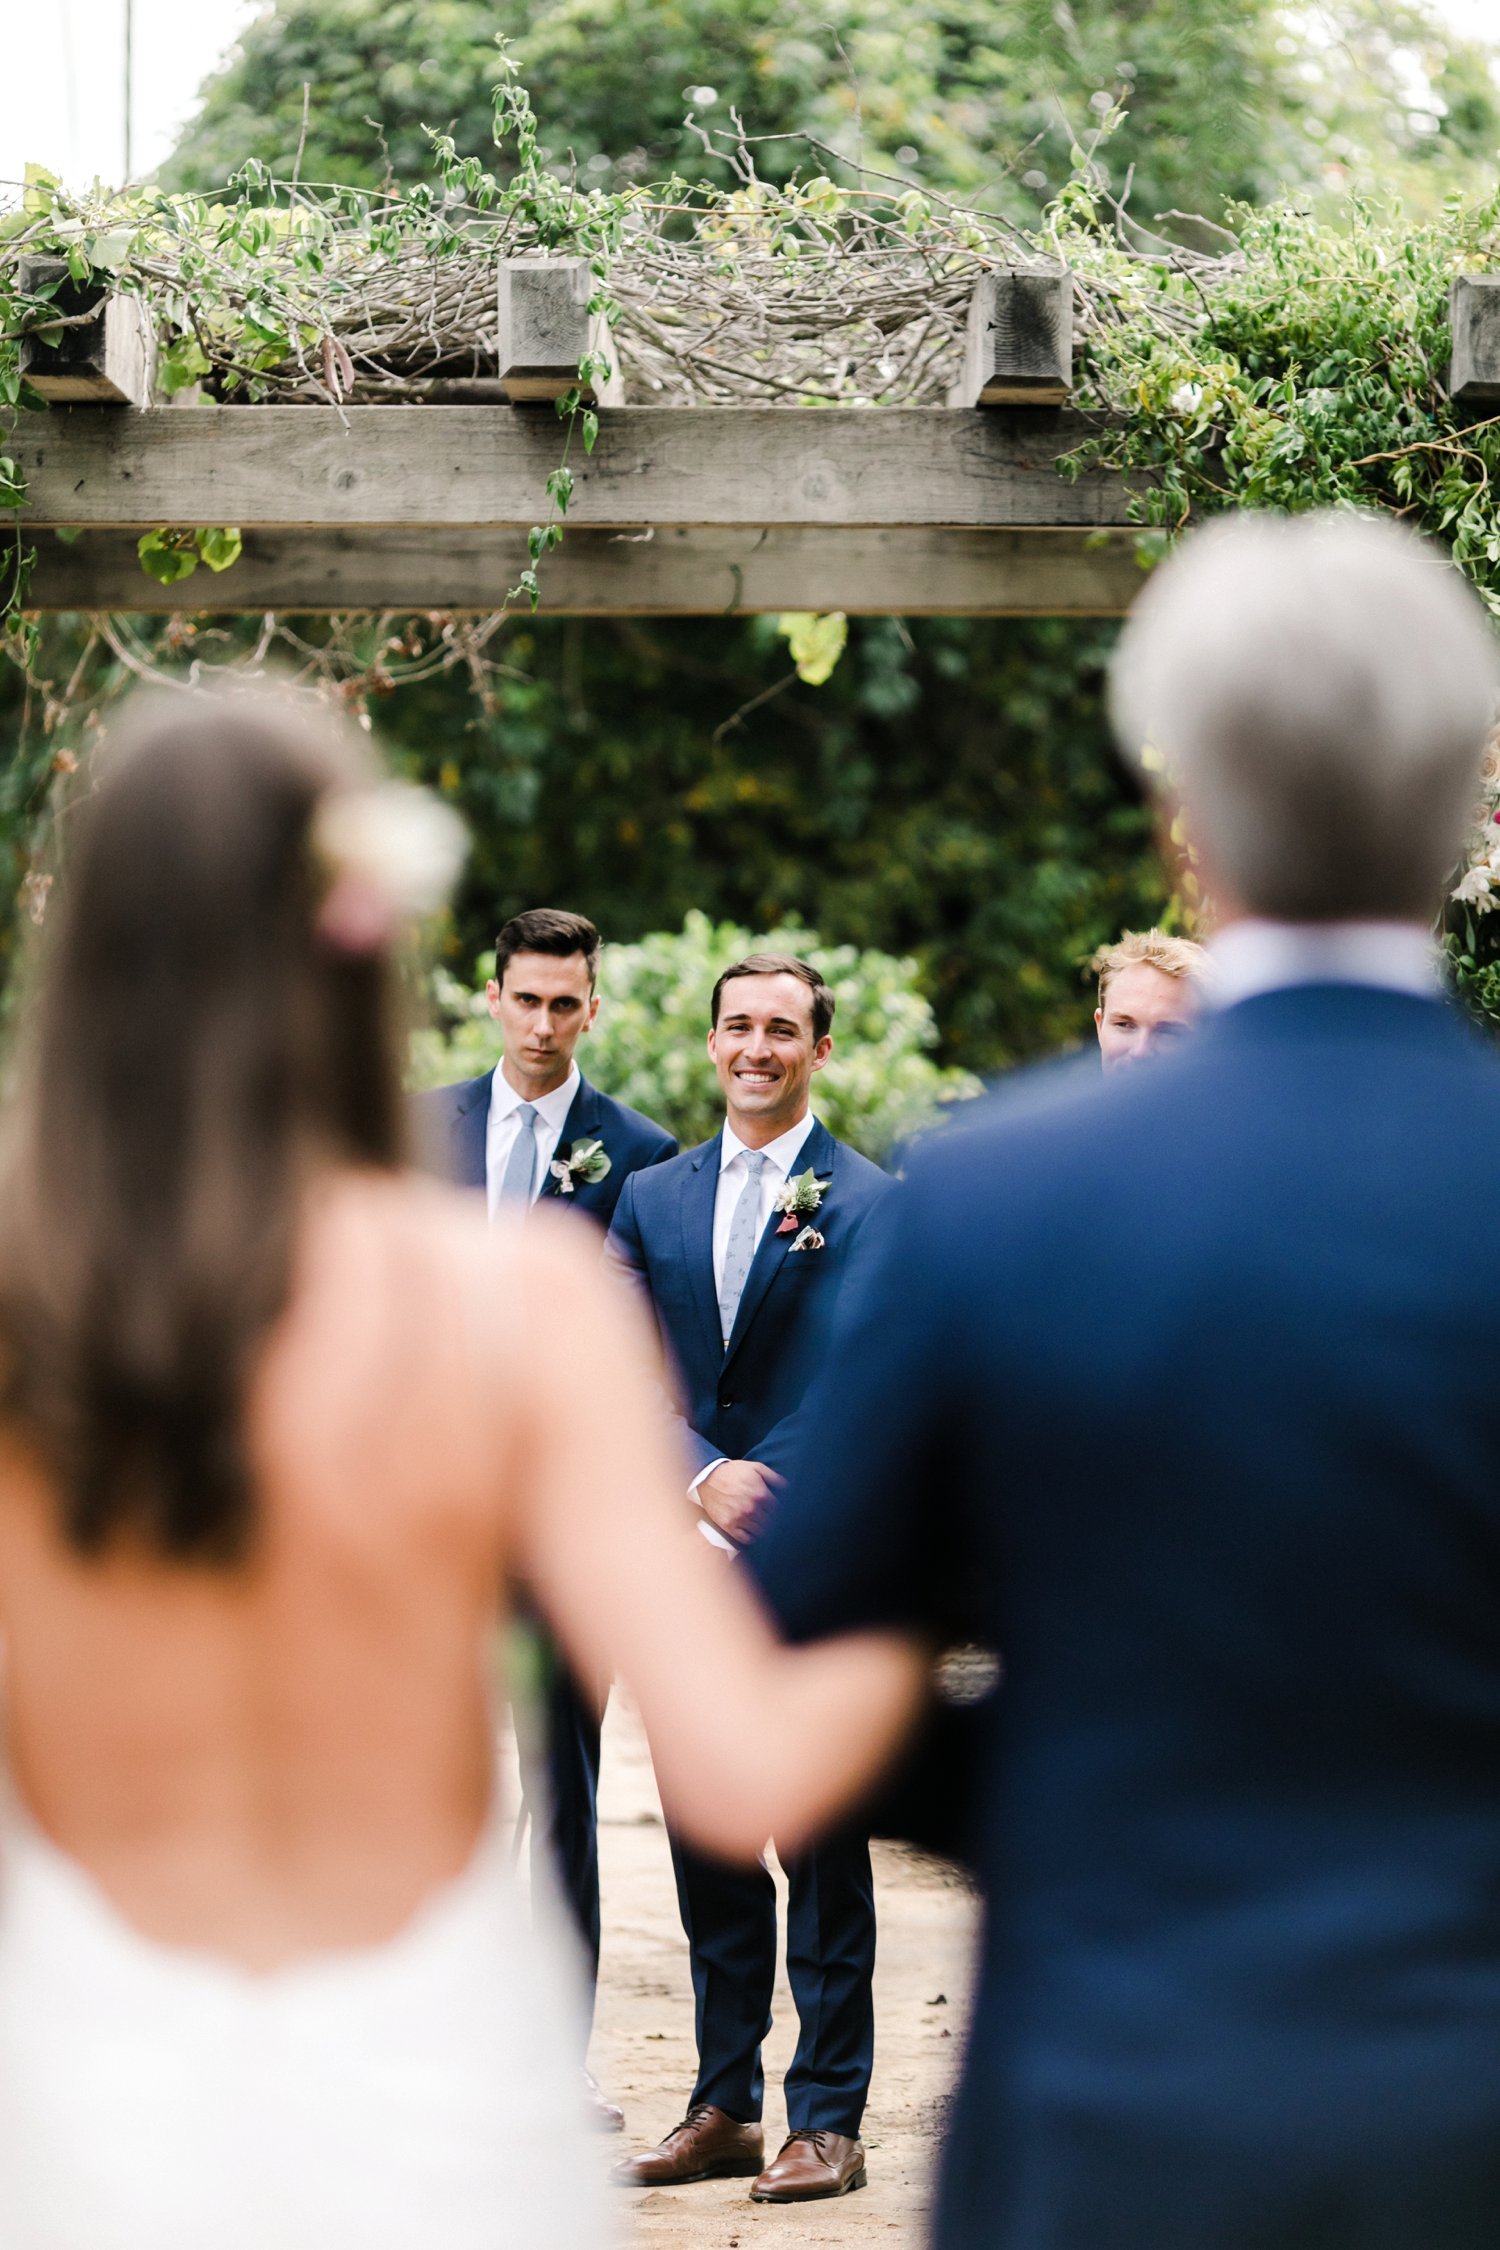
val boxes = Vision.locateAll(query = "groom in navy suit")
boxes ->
[607,953,892,2205]
[420,908,675,2128]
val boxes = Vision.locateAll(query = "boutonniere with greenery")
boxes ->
[787,1224,825,1254]
[775,1168,831,1235]
[548,1138,611,1194]
[773,1170,832,1242]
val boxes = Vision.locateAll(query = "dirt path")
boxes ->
[578,1698,977,2250]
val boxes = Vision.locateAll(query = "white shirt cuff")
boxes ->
[689,1459,736,1555]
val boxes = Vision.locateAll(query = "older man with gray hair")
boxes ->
[748,511,1500,2250]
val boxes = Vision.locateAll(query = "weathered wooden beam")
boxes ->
[16,259,155,407]
[21,526,1146,616]
[954,269,1073,408]
[1448,276,1500,409]
[11,405,1136,531]
[497,259,624,405]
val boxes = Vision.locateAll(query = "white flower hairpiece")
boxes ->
[311,782,468,953]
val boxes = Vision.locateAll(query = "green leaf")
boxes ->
[136,529,200,586]
[22,163,60,218]
[85,230,134,273]
[582,410,599,454]
[158,336,212,396]
[194,526,242,573]
[775,610,848,687]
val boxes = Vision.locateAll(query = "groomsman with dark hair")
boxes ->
[607,953,892,2204]
[421,907,676,2129]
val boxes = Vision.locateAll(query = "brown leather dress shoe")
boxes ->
[583,2069,625,2133]
[611,2104,764,2187]
[750,2129,867,2202]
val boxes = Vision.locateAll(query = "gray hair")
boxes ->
[1109,511,1500,921]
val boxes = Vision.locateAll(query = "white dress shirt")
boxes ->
[485,1060,581,1221]
[711,1112,818,1299]
[692,1111,818,1543]
[1208,919,1440,1009]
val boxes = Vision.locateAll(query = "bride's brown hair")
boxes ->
[0,685,406,1563]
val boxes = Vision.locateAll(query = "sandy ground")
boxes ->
[518,1696,978,2250]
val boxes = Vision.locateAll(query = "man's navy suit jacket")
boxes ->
[417,1066,676,1227]
[751,986,1500,2250]
[606,1115,890,1484]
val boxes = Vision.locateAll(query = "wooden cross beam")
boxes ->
[24,525,1145,615]
[12,401,1147,613]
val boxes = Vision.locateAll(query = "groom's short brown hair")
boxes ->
[494,908,602,989]
[710,953,836,1043]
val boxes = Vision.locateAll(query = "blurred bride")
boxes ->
[0,687,922,2250]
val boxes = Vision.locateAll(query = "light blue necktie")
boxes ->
[499,1102,540,1205]
[718,1150,768,1347]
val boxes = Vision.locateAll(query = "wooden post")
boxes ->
[16,257,156,407]
[954,268,1072,407]
[496,259,624,406]
[1448,277,1500,409]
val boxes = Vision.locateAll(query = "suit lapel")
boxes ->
[452,1071,492,1193]
[723,1118,836,1369]
[537,1075,603,1208]
[682,1134,728,1369]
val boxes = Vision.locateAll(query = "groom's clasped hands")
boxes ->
[697,1457,783,1546]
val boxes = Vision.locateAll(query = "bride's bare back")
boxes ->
[0,1174,534,1968]
[0,1171,922,1972]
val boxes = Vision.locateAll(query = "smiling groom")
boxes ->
[606,953,892,2203]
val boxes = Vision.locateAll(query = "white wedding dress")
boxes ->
[0,1786,607,2250]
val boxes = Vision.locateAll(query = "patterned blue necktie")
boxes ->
[499,1102,540,1205]
[718,1150,768,1347]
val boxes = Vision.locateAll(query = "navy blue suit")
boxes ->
[419,1066,675,2000]
[752,985,1500,2250]
[608,1116,892,2133]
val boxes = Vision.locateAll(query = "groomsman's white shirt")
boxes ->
[485,1061,581,1220]
[693,1110,817,1544]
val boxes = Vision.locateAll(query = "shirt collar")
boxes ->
[1207,919,1441,1010]
[489,1059,580,1130]
[719,1111,816,1179]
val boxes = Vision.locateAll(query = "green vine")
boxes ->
[1058,183,1500,616]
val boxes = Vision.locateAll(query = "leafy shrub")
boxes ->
[408,909,980,1160]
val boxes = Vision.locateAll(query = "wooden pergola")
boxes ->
[10,255,1500,620]
[7,259,1154,617]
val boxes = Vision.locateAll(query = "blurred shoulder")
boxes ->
[828,1137,893,1203]
[893,1045,1170,1240]
[349,1168,618,1318]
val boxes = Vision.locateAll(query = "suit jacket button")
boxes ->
[719,1395,734,1410]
